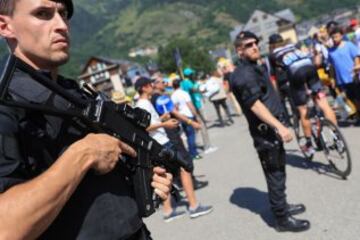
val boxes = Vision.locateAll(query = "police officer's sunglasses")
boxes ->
[243,41,258,49]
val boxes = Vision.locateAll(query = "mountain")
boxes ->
[1,0,359,77]
[64,1,240,76]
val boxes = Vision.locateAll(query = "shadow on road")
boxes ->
[338,118,360,128]
[286,153,344,180]
[230,187,274,228]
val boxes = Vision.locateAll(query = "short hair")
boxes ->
[0,0,17,16]
[329,26,343,36]
[172,79,181,89]
[326,21,338,31]
[233,36,243,49]
[0,0,73,19]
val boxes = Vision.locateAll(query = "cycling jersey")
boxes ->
[270,44,313,75]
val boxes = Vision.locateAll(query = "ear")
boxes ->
[0,15,15,39]
[235,46,243,57]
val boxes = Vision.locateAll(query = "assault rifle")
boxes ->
[0,54,192,217]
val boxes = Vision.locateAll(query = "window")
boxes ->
[263,14,268,20]
[252,17,258,23]
[90,62,110,84]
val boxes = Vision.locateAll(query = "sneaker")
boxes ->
[189,204,213,219]
[193,155,203,160]
[163,209,186,223]
[203,146,218,155]
[193,179,209,190]
[301,144,315,159]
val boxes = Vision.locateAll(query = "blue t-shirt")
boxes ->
[329,41,360,85]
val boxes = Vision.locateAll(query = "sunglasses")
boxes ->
[243,41,258,49]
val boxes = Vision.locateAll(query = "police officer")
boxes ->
[0,1,172,239]
[230,31,310,232]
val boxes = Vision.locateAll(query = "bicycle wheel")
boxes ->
[319,119,352,179]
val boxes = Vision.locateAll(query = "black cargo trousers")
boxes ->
[253,126,288,219]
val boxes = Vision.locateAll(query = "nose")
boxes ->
[54,12,69,34]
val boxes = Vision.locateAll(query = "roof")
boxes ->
[275,9,296,23]
[93,56,131,66]
[80,56,132,74]
[230,25,244,41]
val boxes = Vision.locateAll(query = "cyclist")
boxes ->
[268,34,337,157]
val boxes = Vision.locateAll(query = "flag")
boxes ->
[173,48,182,68]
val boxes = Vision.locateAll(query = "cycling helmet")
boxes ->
[268,33,284,45]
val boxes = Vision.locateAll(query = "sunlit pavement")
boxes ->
[145,102,360,240]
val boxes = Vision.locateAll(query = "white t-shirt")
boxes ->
[171,89,194,118]
[136,98,169,145]
[207,77,227,101]
[314,42,329,63]
[202,77,220,98]
[355,28,360,49]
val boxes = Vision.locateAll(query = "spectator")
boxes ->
[328,27,360,112]
[181,68,217,154]
[204,71,233,127]
[217,58,243,117]
[172,79,203,160]
[135,77,213,222]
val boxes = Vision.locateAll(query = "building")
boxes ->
[78,56,148,96]
[209,48,232,60]
[229,9,297,54]
[297,6,360,41]
[129,47,158,58]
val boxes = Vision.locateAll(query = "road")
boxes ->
[144,103,360,240]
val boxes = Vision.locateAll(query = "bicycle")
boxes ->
[292,96,352,179]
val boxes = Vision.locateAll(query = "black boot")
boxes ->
[287,203,306,215]
[276,215,310,232]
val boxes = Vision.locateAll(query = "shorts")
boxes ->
[289,65,323,106]
[341,82,360,102]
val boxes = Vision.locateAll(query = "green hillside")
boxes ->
[65,0,360,76]
[1,0,359,77]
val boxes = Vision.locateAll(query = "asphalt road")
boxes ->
[144,103,360,240]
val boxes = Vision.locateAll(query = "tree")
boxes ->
[157,38,214,75]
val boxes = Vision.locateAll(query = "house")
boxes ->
[129,47,158,58]
[209,48,232,60]
[78,56,148,96]
[230,25,244,44]
[229,9,297,54]
[297,6,360,40]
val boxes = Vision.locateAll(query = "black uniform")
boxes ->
[0,69,150,239]
[230,58,289,218]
